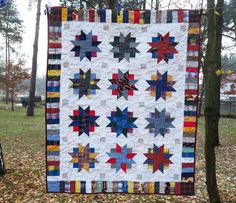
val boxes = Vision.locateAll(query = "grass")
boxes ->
[197,116,236,145]
[0,103,235,202]
[0,105,45,153]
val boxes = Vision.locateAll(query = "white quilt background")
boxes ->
[58,22,188,190]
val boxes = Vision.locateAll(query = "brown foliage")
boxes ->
[0,59,30,92]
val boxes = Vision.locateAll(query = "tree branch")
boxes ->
[222,33,236,41]
[223,25,235,32]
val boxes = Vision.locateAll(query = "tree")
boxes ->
[59,0,147,10]
[198,14,208,117]
[0,0,23,103]
[27,0,42,116]
[214,0,224,146]
[60,0,81,8]
[203,0,223,202]
[59,0,100,9]
[108,0,115,9]
[122,0,144,9]
[223,0,236,41]
[0,142,6,176]
[0,59,30,111]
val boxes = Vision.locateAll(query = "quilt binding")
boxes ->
[46,7,201,195]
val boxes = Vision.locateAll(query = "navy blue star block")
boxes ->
[69,106,99,136]
[146,71,176,101]
[107,107,137,137]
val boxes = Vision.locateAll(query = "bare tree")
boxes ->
[213,0,224,146]
[203,0,222,201]
[27,0,42,116]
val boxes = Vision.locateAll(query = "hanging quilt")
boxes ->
[46,7,201,195]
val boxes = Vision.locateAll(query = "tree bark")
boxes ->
[203,0,221,202]
[213,0,224,146]
[11,89,14,111]
[27,0,42,116]
[234,18,236,42]
[5,10,9,104]
[198,80,205,117]
[0,142,6,176]
[108,0,115,9]
[143,0,146,10]
[198,18,207,118]
[98,0,102,9]
[155,0,159,10]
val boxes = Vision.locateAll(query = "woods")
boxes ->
[0,0,23,103]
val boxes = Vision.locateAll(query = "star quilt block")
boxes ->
[71,30,101,61]
[147,32,179,63]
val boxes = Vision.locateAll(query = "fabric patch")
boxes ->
[145,108,175,137]
[146,71,176,101]
[108,69,138,99]
[69,106,99,136]
[110,32,140,62]
[147,32,178,63]
[106,144,137,173]
[144,144,173,173]
[69,69,100,99]
[69,143,99,172]
[107,107,137,137]
[71,30,101,61]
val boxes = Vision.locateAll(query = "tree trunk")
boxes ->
[214,0,224,146]
[156,0,159,10]
[198,80,205,117]
[198,12,207,118]
[232,0,236,40]
[108,0,115,9]
[27,0,42,116]
[234,17,236,42]
[5,10,9,104]
[98,0,102,9]
[0,142,6,176]
[204,0,221,202]
[11,89,14,111]
[80,0,83,9]
[143,0,146,10]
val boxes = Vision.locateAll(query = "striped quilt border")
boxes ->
[46,7,201,195]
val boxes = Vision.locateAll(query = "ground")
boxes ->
[0,104,235,202]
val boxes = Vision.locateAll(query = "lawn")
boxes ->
[0,104,235,202]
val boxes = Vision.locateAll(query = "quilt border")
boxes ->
[45,7,201,195]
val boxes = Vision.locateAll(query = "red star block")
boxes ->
[144,145,173,173]
[147,32,178,63]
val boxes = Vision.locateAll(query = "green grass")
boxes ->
[197,116,236,144]
[0,105,45,153]
[0,103,236,202]
[0,104,235,157]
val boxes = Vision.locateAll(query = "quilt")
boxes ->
[46,7,201,195]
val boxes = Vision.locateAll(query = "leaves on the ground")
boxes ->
[0,109,235,202]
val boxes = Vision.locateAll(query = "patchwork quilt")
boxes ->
[46,7,201,195]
